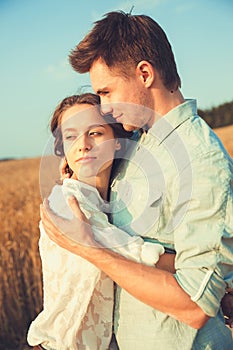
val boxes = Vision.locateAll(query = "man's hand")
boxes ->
[40,196,209,329]
[40,196,98,255]
[221,291,233,328]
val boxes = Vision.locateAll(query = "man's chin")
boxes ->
[122,124,139,132]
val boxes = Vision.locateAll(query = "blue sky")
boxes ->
[0,0,232,159]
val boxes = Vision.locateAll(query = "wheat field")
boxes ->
[0,158,42,350]
[214,124,233,157]
[0,126,232,350]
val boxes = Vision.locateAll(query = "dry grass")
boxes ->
[0,158,42,350]
[0,125,232,350]
[214,124,233,157]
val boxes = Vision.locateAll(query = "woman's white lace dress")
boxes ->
[27,179,164,350]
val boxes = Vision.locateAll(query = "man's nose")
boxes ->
[100,103,113,116]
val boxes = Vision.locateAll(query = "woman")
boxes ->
[27,93,165,350]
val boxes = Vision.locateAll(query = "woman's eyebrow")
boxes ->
[62,124,107,132]
[63,127,77,131]
[87,124,107,129]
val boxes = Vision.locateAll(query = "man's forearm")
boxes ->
[81,245,209,329]
[41,199,209,329]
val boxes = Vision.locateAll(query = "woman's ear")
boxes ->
[115,139,121,151]
[136,60,154,88]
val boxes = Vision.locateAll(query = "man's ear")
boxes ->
[115,139,121,151]
[136,60,154,88]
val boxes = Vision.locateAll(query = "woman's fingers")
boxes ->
[220,292,233,327]
[59,158,71,180]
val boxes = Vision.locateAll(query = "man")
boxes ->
[41,11,233,349]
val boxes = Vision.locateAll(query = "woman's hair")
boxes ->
[50,93,133,177]
[69,11,181,91]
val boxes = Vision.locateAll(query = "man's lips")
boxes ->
[75,156,97,164]
[114,113,123,122]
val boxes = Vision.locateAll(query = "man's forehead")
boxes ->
[90,59,118,88]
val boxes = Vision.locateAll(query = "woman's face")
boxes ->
[61,103,120,185]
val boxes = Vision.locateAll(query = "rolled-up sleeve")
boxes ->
[172,152,233,317]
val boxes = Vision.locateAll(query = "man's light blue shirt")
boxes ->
[110,99,233,349]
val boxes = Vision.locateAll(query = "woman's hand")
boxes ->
[40,196,99,256]
[59,158,77,181]
[59,158,71,180]
[221,291,233,328]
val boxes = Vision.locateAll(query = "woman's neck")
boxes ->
[95,169,111,200]
[78,168,111,201]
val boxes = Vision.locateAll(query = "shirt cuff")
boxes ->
[174,267,226,317]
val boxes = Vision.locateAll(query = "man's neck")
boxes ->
[148,89,185,128]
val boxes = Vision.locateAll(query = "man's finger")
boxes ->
[40,198,93,246]
[67,196,88,223]
[41,198,71,235]
[40,202,61,234]
[40,201,52,225]
[226,317,233,328]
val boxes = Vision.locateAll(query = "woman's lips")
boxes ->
[75,156,96,164]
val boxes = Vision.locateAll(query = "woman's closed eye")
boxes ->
[64,134,77,141]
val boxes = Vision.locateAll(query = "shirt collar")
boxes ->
[146,99,197,145]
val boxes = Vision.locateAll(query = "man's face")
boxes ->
[90,58,154,131]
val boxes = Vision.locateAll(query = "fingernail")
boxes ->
[68,195,75,203]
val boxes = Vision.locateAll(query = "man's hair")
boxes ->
[69,11,181,91]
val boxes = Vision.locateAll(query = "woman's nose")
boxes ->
[76,134,92,152]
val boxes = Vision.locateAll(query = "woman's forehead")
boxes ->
[61,104,106,127]
[60,104,115,134]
